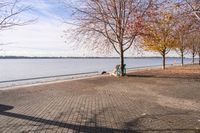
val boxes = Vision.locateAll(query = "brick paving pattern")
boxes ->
[0,65,200,133]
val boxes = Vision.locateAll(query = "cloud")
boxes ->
[0,22,69,56]
[20,0,71,22]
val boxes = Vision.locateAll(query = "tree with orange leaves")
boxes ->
[140,3,177,69]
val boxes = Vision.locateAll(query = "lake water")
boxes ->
[0,58,196,88]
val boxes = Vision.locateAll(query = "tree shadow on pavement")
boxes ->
[0,104,200,133]
[0,104,14,112]
[124,113,200,133]
[0,104,139,133]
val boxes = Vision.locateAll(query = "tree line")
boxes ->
[67,0,200,75]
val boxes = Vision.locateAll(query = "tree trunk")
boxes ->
[162,54,166,70]
[120,44,125,76]
[192,53,195,65]
[199,52,200,65]
[181,51,184,66]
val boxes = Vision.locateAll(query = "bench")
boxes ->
[110,64,126,76]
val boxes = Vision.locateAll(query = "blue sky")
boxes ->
[21,0,71,21]
[0,0,158,57]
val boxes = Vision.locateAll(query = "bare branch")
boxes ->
[64,0,154,75]
[0,0,35,30]
[185,0,200,21]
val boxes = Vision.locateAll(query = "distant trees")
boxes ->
[67,0,154,76]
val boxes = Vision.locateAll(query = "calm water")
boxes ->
[0,58,196,88]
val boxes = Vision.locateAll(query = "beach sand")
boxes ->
[0,64,200,132]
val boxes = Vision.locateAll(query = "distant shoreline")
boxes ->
[0,56,191,59]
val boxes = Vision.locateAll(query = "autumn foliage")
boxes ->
[140,2,178,69]
[67,0,200,72]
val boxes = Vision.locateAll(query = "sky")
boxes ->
[0,0,77,57]
[0,0,163,57]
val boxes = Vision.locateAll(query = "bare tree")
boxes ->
[192,32,200,65]
[66,0,153,76]
[186,32,199,64]
[0,0,32,31]
[197,40,200,65]
[174,15,194,66]
[184,0,200,65]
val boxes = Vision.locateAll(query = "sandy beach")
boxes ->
[0,64,200,133]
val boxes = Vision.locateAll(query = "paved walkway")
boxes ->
[0,65,200,133]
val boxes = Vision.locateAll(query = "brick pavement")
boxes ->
[0,65,200,133]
